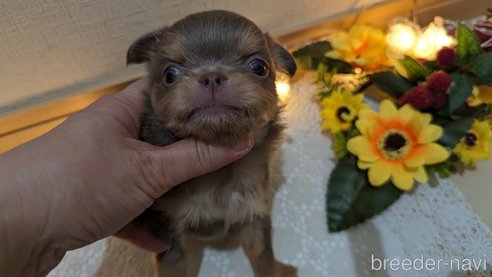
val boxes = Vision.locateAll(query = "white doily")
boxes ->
[49,74,492,277]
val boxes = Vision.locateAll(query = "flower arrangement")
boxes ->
[293,13,492,232]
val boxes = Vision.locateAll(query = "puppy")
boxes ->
[127,10,297,277]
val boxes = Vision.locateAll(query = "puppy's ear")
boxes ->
[266,35,297,77]
[127,29,164,64]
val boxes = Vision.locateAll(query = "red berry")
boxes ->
[432,92,447,109]
[398,86,433,110]
[436,47,456,67]
[427,71,452,94]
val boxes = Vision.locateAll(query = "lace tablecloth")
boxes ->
[49,74,492,277]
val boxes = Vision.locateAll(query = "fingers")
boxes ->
[114,77,149,108]
[85,77,148,116]
[114,222,170,253]
[81,77,149,136]
[111,76,149,118]
[137,134,253,198]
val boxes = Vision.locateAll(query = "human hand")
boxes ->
[0,78,253,276]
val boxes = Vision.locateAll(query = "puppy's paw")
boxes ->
[274,262,298,277]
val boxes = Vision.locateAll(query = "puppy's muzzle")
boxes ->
[198,72,228,93]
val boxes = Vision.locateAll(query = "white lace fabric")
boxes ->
[49,74,492,277]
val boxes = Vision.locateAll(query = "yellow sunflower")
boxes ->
[320,90,369,133]
[453,120,492,165]
[347,100,449,190]
[326,25,390,72]
[467,86,492,107]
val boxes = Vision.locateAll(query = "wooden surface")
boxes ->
[0,82,131,153]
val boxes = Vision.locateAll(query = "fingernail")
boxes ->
[231,133,253,155]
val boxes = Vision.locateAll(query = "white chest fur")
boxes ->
[178,185,267,229]
[151,142,277,236]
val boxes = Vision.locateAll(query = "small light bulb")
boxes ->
[413,18,456,60]
[276,80,291,102]
[387,23,419,54]
[386,18,422,59]
[414,35,434,60]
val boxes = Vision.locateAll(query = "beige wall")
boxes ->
[1,0,490,114]
[0,0,391,111]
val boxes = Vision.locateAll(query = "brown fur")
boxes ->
[127,10,297,277]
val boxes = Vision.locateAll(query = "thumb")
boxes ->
[137,134,253,198]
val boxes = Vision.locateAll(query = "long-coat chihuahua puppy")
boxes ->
[127,10,297,277]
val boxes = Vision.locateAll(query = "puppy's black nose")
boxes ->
[199,72,228,91]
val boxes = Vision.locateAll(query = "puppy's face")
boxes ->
[127,10,296,143]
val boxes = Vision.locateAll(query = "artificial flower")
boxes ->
[320,90,369,133]
[436,47,456,67]
[427,71,452,94]
[398,86,433,110]
[326,25,390,72]
[347,100,449,190]
[453,120,492,165]
[467,86,492,107]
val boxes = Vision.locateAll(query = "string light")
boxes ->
[276,73,291,103]
[386,19,420,55]
[386,17,456,60]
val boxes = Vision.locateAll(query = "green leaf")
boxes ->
[323,58,354,74]
[293,41,332,58]
[327,155,403,232]
[293,41,354,73]
[294,56,316,70]
[330,130,361,160]
[450,105,479,119]
[436,103,450,117]
[369,71,415,98]
[331,132,348,160]
[456,23,481,63]
[423,60,440,72]
[470,53,492,86]
[426,156,458,179]
[436,115,474,148]
[296,56,353,73]
[402,55,432,80]
[293,41,333,71]
[448,73,473,112]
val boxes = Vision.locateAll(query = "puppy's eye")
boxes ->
[248,59,269,77]
[163,66,181,85]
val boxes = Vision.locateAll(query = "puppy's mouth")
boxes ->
[187,104,248,120]
[165,103,253,144]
